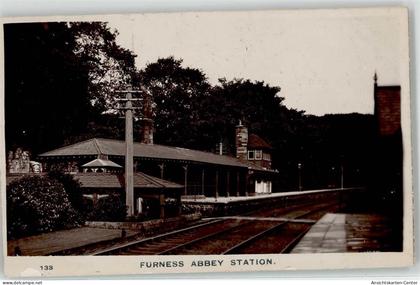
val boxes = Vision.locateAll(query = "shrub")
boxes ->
[47,171,85,214]
[7,175,82,239]
[86,194,127,221]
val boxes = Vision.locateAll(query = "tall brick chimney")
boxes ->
[235,120,248,160]
[140,90,154,144]
[373,72,401,136]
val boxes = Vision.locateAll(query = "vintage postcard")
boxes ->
[0,7,413,277]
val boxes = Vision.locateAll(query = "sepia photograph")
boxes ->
[1,7,413,276]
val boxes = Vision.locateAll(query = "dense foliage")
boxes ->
[7,176,82,239]
[47,171,85,214]
[4,22,135,153]
[137,57,211,148]
[85,194,127,222]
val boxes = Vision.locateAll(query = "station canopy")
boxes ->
[39,138,277,173]
[73,172,183,189]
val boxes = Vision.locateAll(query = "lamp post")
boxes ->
[298,163,302,191]
[331,166,336,188]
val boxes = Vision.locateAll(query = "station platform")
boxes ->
[291,213,401,253]
[182,188,349,204]
[182,188,362,217]
[7,227,137,256]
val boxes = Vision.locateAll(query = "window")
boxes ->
[248,150,262,160]
[263,153,271,161]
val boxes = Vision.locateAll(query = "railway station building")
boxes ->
[24,122,278,215]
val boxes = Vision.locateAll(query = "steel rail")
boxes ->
[279,227,312,254]
[159,201,332,255]
[221,202,338,255]
[161,202,335,255]
[94,201,338,256]
[93,218,224,255]
[157,219,255,255]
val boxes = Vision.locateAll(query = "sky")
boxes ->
[106,8,406,115]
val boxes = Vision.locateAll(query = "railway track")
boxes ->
[222,202,342,255]
[163,202,337,255]
[94,200,338,256]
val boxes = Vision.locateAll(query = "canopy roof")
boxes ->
[39,138,271,170]
[39,138,279,173]
[6,172,182,189]
[73,172,182,189]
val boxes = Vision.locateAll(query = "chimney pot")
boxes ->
[235,123,248,160]
[140,91,154,144]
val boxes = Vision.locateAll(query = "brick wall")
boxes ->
[374,86,401,136]
[85,213,201,233]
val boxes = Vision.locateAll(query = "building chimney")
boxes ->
[140,90,154,144]
[235,120,248,160]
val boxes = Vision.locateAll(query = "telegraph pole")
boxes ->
[116,89,141,217]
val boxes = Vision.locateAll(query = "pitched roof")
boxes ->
[39,138,249,168]
[73,172,183,189]
[82,158,122,168]
[6,172,183,189]
[248,134,272,150]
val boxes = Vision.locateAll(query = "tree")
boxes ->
[294,113,376,190]
[7,176,82,239]
[70,22,137,113]
[4,22,136,155]
[47,171,85,214]
[138,57,211,148]
[196,78,303,156]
